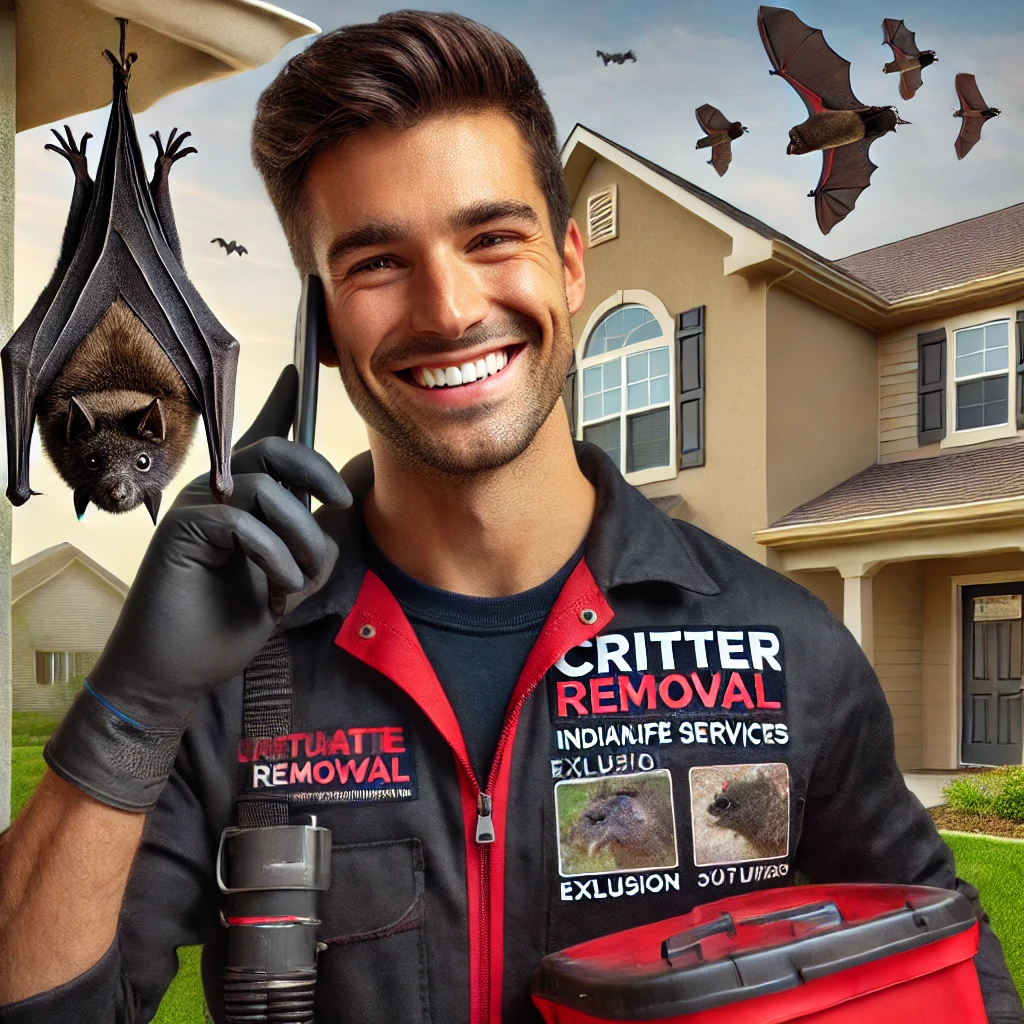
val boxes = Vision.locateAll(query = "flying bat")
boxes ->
[1,20,238,521]
[212,238,248,256]
[881,19,937,101]
[757,6,908,235]
[694,104,748,177]
[953,74,1001,160]
[596,50,636,65]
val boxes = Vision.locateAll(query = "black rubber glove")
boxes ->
[44,366,351,811]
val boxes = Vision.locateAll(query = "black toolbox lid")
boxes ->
[531,884,976,1020]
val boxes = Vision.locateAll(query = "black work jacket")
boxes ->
[5,444,1022,1024]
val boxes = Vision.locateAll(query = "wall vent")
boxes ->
[586,185,617,247]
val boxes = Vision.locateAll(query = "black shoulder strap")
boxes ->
[238,633,292,828]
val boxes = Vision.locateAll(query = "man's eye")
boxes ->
[476,234,510,249]
[352,256,396,275]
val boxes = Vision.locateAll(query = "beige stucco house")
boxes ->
[11,543,127,715]
[562,125,1024,773]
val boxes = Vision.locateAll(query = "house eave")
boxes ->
[755,495,1024,550]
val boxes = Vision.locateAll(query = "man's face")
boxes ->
[304,111,585,476]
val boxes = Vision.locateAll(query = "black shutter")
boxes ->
[678,306,705,468]
[1016,311,1024,430]
[917,327,946,445]
[562,350,578,437]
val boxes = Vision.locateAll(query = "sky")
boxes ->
[10,0,1023,583]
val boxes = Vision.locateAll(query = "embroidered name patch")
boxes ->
[551,628,786,719]
[237,726,417,804]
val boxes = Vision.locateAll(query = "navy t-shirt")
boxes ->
[365,535,584,785]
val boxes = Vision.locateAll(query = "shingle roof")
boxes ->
[12,542,128,603]
[769,442,1024,528]
[834,204,1024,302]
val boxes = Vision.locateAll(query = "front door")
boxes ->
[961,583,1024,766]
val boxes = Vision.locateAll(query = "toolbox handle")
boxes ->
[662,913,737,966]
[661,901,843,967]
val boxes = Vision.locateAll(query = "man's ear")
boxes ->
[563,218,586,316]
[315,283,340,367]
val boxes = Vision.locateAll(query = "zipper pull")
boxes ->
[475,792,495,844]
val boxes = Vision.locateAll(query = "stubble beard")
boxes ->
[336,308,574,477]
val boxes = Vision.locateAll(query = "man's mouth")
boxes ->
[403,346,517,389]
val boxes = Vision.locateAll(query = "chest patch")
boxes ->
[237,726,417,805]
[551,627,786,719]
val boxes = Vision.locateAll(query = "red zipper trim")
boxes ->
[336,563,613,1023]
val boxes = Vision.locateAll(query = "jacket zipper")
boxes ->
[468,685,543,1024]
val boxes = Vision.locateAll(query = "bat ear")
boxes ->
[66,397,95,442]
[143,489,162,525]
[73,486,91,520]
[134,398,166,440]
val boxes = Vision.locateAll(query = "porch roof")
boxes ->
[769,442,1024,531]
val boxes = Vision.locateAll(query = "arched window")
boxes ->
[578,298,675,480]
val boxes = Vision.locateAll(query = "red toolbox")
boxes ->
[531,884,986,1023]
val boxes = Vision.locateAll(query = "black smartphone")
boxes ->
[292,275,326,508]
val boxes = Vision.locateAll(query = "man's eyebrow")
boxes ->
[326,221,407,269]
[450,200,540,231]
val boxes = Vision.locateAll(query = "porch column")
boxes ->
[839,562,884,666]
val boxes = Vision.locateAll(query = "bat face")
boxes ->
[56,399,184,517]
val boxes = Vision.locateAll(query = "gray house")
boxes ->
[11,543,127,715]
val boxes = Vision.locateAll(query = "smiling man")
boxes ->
[0,11,1021,1024]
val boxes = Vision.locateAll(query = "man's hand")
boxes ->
[44,366,351,811]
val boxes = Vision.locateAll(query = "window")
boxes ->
[35,650,99,686]
[954,320,1009,431]
[580,303,673,476]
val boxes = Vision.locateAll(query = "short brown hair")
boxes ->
[252,10,571,273]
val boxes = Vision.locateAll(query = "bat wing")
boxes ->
[3,48,238,507]
[955,116,984,160]
[899,67,923,101]
[758,6,863,116]
[955,73,988,112]
[882,18,920,58]
[709,142,733,177]
[811,140,878,235]
[695,103,733,136]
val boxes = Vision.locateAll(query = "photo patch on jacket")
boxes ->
[551,628,785,719]
[555,769,678,877]
[690,762,789,865]
[237,726,417,804]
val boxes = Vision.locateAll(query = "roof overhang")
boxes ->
[757,496,1024,578]
[14,0,320,132]
[562,126,1024,332]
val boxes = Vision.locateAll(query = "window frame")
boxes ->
[939,307,1021,451]
[576,290,677,485]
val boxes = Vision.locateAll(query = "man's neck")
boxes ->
[363,408,595,597]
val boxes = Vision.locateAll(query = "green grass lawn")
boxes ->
[942,830,1024,995]
[7,713,1022,1017]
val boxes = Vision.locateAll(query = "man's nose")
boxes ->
[407,249,489,340]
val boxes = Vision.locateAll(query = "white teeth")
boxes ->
[410,349,511,389]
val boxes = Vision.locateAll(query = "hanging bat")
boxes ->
[694,104,749,176]
[212,238,248,256]
[953,74,1001,161]
[881,19,937,101]
[2,20,238,522]
[757,6,909,235]
[596,50,636,65]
